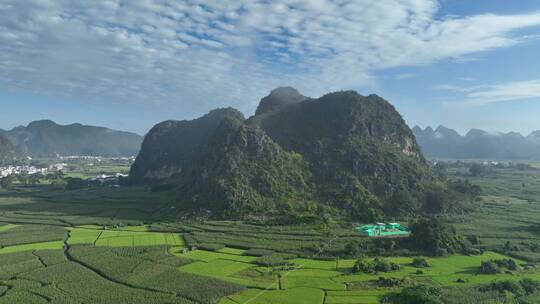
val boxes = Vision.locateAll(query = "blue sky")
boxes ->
[1,0,540,135]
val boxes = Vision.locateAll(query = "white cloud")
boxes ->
[433,84,467,91]
[445,79,540,107]
[395,73,416,80]
[0,0,540,117]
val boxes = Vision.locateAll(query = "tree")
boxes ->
[412,257,430,268]
[479,261,499,274]
[345,240,362,257]
[66,177,87,190]
[385,285,442,304]
[29,174,42,185]
[469,163,491,177]
[0,176,14,189]
[422,184,449,214]
[409,218,471,256]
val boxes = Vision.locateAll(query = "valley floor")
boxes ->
[1,222,537,304]
[2,163,540,303]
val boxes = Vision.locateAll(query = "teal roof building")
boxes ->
[355,222,410,237]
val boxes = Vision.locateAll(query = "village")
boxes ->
[1,155,133,187]
[0,163,66,178]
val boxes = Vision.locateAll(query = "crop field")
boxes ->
[68,226,184,247]
[449,165,540,262]
[0,240,64,254]
[0,224,17,232]
[325,290,387,304]
[2,165,540,303]
[2,219,538,303]
[180,259,254,277]
[220,287,325,304]
[176,248,258,263]
[171,248,540,304]
[59,158,133,180]
[0,185,178,227]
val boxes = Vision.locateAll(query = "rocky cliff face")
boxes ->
[252,91,422,160]
[131,88,438,219]
[254,86,308,115]
[130,108,245,183]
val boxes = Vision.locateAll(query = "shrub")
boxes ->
[384,284,443,304]
[520,278,540,294]
[353,258,374,273]
[479,261,499,274]
[344,240,362,257]
[481,280,525,297]
[373,258,392,272]
[467,235,480,245]
[412,257,430,268]
[255,253,296,267]
[378,277,404,287]
[493,258,518,271]
[352,257,400,274]
[197,243,225,251]
[479,259,518,274]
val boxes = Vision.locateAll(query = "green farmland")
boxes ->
[2,163,540,303]
[2,221,537,304]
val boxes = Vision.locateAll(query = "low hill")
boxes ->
[131,89,475,220]
[0,133,18,165]
[1,120,143,157]
[413,126,540,160]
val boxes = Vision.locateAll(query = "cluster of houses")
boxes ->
[0,163,67,178]
[90,173,129,184]
[355,222,410,238]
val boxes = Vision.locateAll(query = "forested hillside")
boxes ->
[131,89,476,220]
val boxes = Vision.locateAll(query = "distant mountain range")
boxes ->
[0,120,143,158]
[413,126,540,160]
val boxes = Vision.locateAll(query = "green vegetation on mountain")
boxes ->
[0,133,18,165]
[131,89,478,220]
[130,108,244,183]
[1,120,142,157]
[249,91,430,219]
[173,115,312,217]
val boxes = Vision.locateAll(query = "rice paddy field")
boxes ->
[2,163,540,303]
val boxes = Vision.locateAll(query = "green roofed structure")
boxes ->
[355,222,410,238]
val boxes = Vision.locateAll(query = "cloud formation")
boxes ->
[443,79,540,107]
[1,0,540,116]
